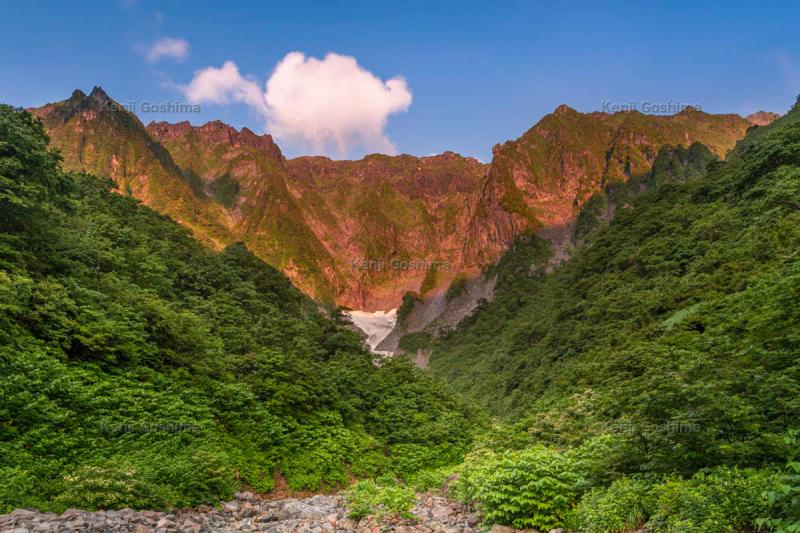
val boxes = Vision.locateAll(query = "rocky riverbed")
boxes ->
[0,491,487,532]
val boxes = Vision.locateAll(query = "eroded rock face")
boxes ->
[148,120,283,160]
[31,90,754,311]
[486,105,752,230]
[0,491,483,532]
[282,151,496,309]
[376,274,497,355]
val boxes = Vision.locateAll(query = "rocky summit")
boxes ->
[0,492,486,533]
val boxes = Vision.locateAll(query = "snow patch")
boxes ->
[346,309,397,355]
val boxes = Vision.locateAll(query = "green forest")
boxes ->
[429,101,800,531]
[1,97,799,531]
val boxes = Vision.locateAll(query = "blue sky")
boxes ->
[1,0,798,160]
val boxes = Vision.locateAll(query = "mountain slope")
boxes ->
[429,100,800,473]
[486,105,751,229]
[147,120,345,303]
[746,110,781,126]
[30,88,234,248]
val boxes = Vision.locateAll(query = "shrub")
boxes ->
[407,465,459,493]
[278,415,362,490]
[344,479,416,521]
[568,476,654,533]
[398,331,431,353]
[648,467,779,533]
[571,433,640,487]
[758,430,800,533]
[386,443,454,479]
[445,274,470,301]
[397,292,421,326]
[52,461,165,511]
[452,446,583,530]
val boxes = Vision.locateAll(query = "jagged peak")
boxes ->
[146,120,193,140]
[68,89,87,101]
[419,150,484,164]
[30,86,138,125]
[554,104,577,116]
[146,119,283,160]
[199,119,232,131]
[89,86,111,101]
[71,86,129,114]
[148,120,192,129]
[437,150,465,159]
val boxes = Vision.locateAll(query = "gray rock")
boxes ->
[274,501,330,520]
[0,489,483,532]
[155,517,175,528]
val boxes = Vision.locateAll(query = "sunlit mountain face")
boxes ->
[31,88,755,313]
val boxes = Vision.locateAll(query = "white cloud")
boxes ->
[144,37,189,63]
[264,52,412,157]
[182,61,267,114]
[180,52,412,158]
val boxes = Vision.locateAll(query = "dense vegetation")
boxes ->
[0,105,476,513]
[4,92,800,531]
[430,102,800,530]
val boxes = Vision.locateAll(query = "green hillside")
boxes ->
[0,105,476,513]
[428,103,800,530]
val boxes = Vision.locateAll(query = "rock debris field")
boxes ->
[0,491,488,533]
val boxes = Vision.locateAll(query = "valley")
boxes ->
[5,4,800,530]
[3,75,798,533]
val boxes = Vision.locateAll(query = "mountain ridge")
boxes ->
[30,88,770,309]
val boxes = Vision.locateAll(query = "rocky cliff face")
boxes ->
[485,105,752,231]
[31,88,757,310]
[283,152,493,308]
[147,118,497,308]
